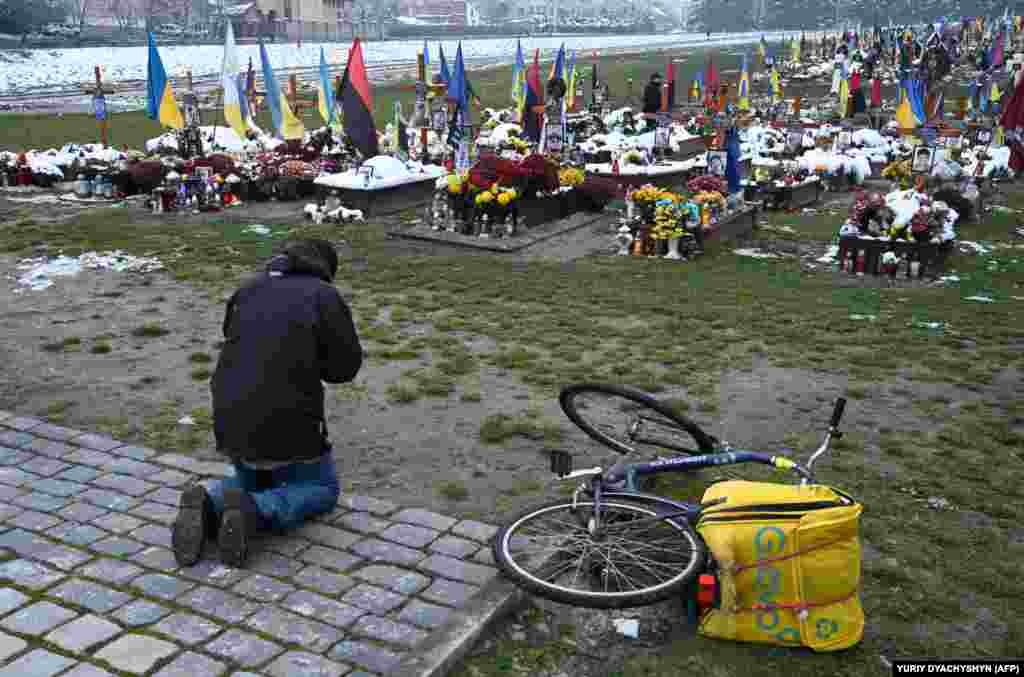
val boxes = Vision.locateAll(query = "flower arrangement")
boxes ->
[447,173,469,194]
[506,137,531,154]
[692,191,727,209]
[687,175,726,194]
[558,167,585,188]
[476,183,518,208]
[623,149,645,165]
[632,184,675,205]
[497,187,518,207]
[881,160,912,189]
[652,201,688,240]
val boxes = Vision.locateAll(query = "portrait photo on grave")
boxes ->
[707,151,727,176]
[911,146,935,174]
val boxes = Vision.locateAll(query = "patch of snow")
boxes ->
[816,245,839,264]
[13,250,164,291]
[733,248,781,259]
[0,31,790,97]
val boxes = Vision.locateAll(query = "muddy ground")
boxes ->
[0,191,628,524]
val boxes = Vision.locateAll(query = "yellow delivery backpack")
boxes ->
[695,480,864,652]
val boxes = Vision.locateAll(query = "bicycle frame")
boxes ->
[574,450,785,533]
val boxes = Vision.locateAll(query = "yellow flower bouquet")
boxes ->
[559,167,585,188]
[881,160,912,189]
[475,190,495,206]
[652,203,687,240]
[447,174,464,194]
[632,184,675,205]
[496,188,518,207]
[692,191,727,209]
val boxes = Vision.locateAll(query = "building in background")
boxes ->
[396,0,468,26]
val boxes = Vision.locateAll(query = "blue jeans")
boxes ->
[206,452,340,531]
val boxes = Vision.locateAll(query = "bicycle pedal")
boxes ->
[549,450,573,477]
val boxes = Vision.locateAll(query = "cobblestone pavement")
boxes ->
[0,411,501,677]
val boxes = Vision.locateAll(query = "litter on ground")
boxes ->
[14,250,164,291]
[242,225,272,236]
[612,619,640,639]
[817,245,839,264]
[964,295,995,303]
[734,248,782,259]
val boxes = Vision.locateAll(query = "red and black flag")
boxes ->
[523,48,544,143]
[340,39,379,159]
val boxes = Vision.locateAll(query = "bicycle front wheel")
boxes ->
[560,383,717,456]
[493,499,706,609]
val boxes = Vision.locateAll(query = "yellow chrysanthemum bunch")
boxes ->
[692,191,727,208]
[632,184,675,204]
[447,174,463,194]
[559,167,585,188]
[475,191,495,206]
[497,189,518,206]
[881,160,911,179]
[652,203,686,240]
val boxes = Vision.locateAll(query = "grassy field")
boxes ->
[0,47,746,152]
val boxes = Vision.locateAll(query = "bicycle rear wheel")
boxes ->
[493,498,706,609]
[560,383,717,456]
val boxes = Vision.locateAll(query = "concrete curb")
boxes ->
[389,574,527,677]
[386,212,616,254]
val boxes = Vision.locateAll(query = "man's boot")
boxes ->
[172,485,212,567]
[218,488,264,568]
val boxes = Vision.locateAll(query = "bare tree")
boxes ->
[109,0,136,32]
[70,0,90,35]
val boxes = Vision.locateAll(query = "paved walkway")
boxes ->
[0,411,503,677]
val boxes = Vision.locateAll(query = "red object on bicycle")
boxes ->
[697,574,717,607]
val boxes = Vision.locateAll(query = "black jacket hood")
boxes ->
[266,240,337,283]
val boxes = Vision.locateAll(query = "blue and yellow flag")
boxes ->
[691,70,703,100]
[738,54,750,110]
[146,32,183,129]
[259,41,304,140]
[513,39,526,112]
[895,83,920,128]
[566,50,578,109]
[318,47,335,126]
[221,22,249,139]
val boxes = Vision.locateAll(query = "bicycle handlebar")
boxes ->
[830,397,847,429]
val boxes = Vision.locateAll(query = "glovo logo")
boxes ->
[752,526,800,644]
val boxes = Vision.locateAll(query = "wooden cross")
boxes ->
[82,66,115,146]
[286,74,318,117]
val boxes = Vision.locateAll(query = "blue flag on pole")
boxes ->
[439,45,451,84]
[448,42,468,112]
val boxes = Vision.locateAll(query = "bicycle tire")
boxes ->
[492,498,707,609]
[560,383,717,456]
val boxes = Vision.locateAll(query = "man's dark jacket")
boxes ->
[211,244,363,463]
[643,81,662,115]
